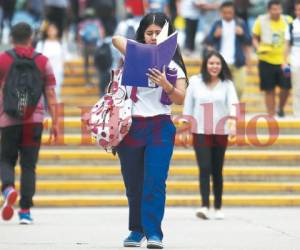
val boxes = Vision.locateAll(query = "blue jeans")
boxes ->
[116,115,176,240]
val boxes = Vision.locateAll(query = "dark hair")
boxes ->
[220,1,234,9]
[10,22,33,44]
[267,0,281,9]
[41,22,59,41]
[201,50,232,84]
[135,12,188,82]
[295,0,300,6]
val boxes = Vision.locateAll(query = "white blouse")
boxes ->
[126,60,186,117]
[183,75,239,134]
[35,40,64,76]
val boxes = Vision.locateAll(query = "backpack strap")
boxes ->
[106,70,114,94]
[6,49,41,60]
[31,51,45,92]
[130,86,138,103]
[6,49,18,59]
[32,51,41,59]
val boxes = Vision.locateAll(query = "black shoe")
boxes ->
[277,110,285,117]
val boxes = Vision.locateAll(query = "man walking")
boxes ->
[252,0,292,117]
[205,1,252,99]
[0,22,59,224]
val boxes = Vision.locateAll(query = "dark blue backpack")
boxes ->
[80,21,101,45]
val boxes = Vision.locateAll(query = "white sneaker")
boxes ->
[214,209,224,220]
[195,207,209,220]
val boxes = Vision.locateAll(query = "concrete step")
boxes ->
[64,58,259,68]
[64,67,96,76]
[13,180,300,194]
[59,94,293,107]
[17,165,300,182]
[61,87,266,98]
[39,134,300,149]
[63,67,259,80]
[240,96,293,106]
[62,103,299,119]
[43,117,300,140]
[61,82,286,96]
[61,96,99,106]
[60,96,276,107]
[60,82,280,114]
[175,134,300,149]
[63,66,258,78]
[2,194,299,206]
[16,165,300,177]
[36,149,300,160]
[63,77,98,86]
[61,85,99,95]
[36,149,300,167]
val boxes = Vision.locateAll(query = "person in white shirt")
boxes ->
[112,12,187,249]
[284,1,300,117]
[183,50,239,220]
[180,0,221,54]
[36,23,64,101]
[180,0,201,53]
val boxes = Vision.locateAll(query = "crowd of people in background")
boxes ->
[0,0,299,117]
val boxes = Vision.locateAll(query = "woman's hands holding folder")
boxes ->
[147,66,173,92]
[147,65,187,105]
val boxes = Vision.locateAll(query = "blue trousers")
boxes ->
[116,115,176,240]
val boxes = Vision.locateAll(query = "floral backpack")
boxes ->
[84,69,133,152]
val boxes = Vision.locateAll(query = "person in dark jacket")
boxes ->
[204,1,252,99]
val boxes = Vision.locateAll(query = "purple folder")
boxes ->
[160,67,177,105]
[121,32,178,87]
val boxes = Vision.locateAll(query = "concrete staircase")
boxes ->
[6,57,300,207]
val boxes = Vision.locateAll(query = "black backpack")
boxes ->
[3,49,44,120]
[94,42,113,70]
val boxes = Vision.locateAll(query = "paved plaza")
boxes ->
[0,207,299,250]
